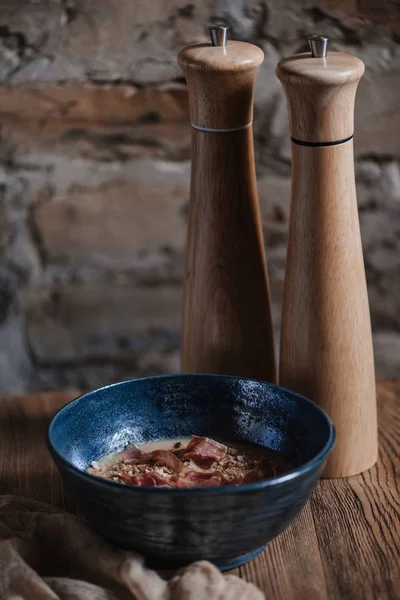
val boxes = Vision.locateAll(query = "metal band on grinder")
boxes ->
[291,134,354,147]
[191,122,253,133]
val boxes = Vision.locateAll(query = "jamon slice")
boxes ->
[182,436,227,469]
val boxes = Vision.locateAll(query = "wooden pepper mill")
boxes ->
[277,36,378,477]
[178,26,276,382]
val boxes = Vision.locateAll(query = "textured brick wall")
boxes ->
[0,0,399,391]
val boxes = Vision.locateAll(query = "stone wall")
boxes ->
[0,0,399,392]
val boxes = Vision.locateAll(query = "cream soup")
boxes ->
[87,436,293,488]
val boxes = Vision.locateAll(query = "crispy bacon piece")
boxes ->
[175,477,221,488]
[182,436,227,469]
[121,471,171,487]
[121,468,225,488]
[184,470,224,482]
[122,443,147,464]
[173,470,224,488]
[151,450,188,474]
[115,437,274,488]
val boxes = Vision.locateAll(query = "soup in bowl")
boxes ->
[47,374,335,570]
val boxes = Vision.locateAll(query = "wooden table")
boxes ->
[0,381,399,599]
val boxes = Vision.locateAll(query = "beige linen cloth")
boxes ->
[0,496,264,600]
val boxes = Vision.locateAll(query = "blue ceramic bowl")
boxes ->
[47,374,335,570]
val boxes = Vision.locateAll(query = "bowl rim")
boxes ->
[47,373,336,495]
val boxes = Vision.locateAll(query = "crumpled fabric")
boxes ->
[0,496,264,600]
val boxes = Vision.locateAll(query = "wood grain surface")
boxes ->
[279,140,377,478]
[0,381,399,598]
[277,48,377,478]
[276,51,365,143]
[181,126,276,381]
[179,37,275,382]
[178,40,264,130]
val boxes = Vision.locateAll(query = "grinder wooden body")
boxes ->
[178,30,276,382]
[277,40,378,477]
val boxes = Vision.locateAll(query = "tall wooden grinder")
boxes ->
[277,36,378,477]
[178,26,276,382]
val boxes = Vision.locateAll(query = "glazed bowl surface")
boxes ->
[48,374,335,570]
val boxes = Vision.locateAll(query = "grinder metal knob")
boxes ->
[308,35,328,58]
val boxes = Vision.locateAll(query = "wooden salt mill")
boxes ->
[277,36,378,477]
[178,26,276,382]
